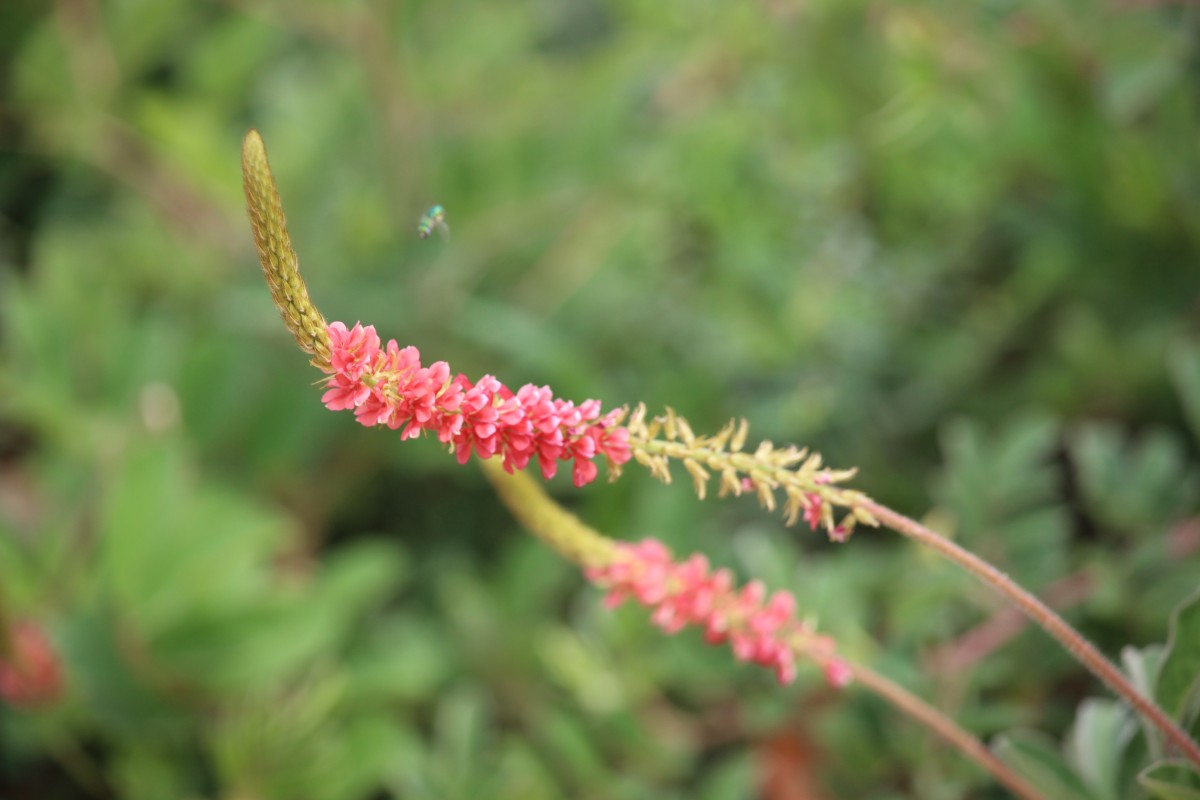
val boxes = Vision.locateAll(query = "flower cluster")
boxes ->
[0,621,64,708]
[320,322,632,487]
[585,539,850,687]
[623,406,876,539]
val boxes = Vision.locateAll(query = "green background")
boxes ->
[2,0,1199,797]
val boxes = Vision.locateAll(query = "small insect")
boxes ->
[417,204,450,240]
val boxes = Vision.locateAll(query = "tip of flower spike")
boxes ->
[623,410,875,536]
[823,658,854,689]
[586,538,836,687]
[242,130,331,367]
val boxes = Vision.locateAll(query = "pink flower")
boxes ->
[320,322,631,487]
[823,658,854,688]
[586,539,840,686]
[803,493,823,531]
[828,524,850,543]
[0,621,65,708]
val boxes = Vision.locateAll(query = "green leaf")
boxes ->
[56,611,183,735]
[344,614,454,704]
[994,730,1094,800]
[110,744,195,800]
[934,415,1070,586]
[1157,588,1200,726]
[316,539,410,622]
[1138,761,1200,800]
[698,752,755,800]
[149,598,338,692]
[493,738,560,800]
[1169,341,1200,445]
[430,687,493,798]
[99,439,288,638]
[1066,698,1135,800]
[1069,422,1198,530]
[1124,646,1167,760]
[530,707,608,789]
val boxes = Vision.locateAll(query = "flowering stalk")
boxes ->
[480,460,1045,800]
[239,128,1198,773]
[618,400,1200,768]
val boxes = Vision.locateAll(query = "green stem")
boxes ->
[861,499,1200,769]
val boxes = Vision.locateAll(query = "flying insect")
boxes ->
[417,204,450,240]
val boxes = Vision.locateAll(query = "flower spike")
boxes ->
[320,321,631,487]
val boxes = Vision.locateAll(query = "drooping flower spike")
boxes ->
[318,318,875,534]
[585,537,851,687]
[243,128,1200,791]
[320,321,632,487]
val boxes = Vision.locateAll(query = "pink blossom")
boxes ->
[586,539,844,686]
[0,621,64,708]
[823,658,854,688]
[828,524,850,543]
[320,322,631,487]
[803,493,823,531]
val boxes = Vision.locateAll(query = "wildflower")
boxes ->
[823,658,854,688]
[828,524,851,543]
[585,538,845,687]
[802,493,823,531]
[0,621,64,708]
[320,322,631,487]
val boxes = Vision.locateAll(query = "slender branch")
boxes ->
[861,499,1200,769]
[480,461,1046,799]
[802,646,1045,800]
[927,570,1094,676]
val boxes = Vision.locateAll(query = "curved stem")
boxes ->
[862,499,1200,769]
[802,647,1046,800]
[481,462,1047,797]
[237,128,1191,783]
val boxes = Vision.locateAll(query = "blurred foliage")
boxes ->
[1,0,1200,797]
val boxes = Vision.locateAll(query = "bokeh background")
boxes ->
[2,0,1200,797]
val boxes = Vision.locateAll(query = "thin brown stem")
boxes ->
[927,570,1094,676]
[861,499,1200,769]
[819,654,1046,800]
[481,463,1048,797]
